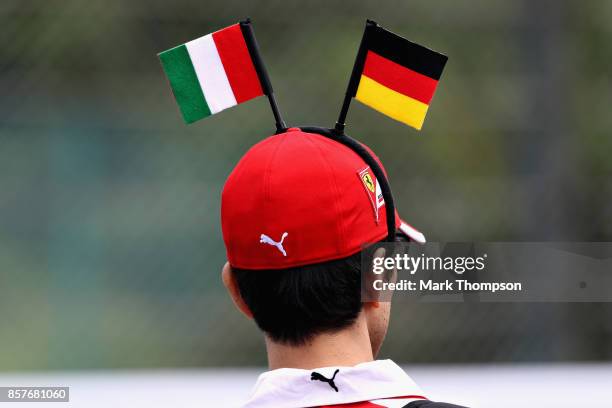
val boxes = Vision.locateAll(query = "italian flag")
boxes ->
[158,23,264,124]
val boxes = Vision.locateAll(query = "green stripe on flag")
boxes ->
[159,44,211,123]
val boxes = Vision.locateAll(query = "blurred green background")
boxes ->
[1,0,611,370]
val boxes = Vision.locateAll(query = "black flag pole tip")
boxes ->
[239,18,287,133]
[334,19,378,134]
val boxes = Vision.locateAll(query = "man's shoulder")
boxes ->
[402,400,468,408]
[319,398,469,408]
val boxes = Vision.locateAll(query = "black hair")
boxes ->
[232,232,409,346]
[232,251,363,346]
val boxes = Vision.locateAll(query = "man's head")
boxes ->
[221,245,392,356]
[220,128,423,358]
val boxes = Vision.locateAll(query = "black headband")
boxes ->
[297,126,397,242]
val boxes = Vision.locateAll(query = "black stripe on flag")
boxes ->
[366,24,448,80]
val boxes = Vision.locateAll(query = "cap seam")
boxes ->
[263,133,289,230]
[303,134,349,256]
[222,136,280,258]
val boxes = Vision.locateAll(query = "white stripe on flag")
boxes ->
[186,34,237,114]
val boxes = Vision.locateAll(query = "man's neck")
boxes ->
[265,318,374,370]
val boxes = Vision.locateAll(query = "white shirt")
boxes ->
[243,359,428,408]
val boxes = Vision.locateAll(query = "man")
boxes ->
[221,127,466,408]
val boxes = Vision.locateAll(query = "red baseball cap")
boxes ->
[221,127,425,270]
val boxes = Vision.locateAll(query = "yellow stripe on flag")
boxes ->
[355,75,429,130]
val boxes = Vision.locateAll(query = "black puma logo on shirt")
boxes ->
[310,369,340,392]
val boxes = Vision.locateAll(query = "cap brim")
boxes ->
[398,219,426,244]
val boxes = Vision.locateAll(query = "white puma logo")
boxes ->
[259,232,288,256]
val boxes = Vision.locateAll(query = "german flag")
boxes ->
[347,21,447,130]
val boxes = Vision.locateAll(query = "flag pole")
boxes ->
[334,94,352,135]
[334,20,378,134]
[240,18,287,133]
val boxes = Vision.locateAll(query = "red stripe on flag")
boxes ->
[363,50,438,105]
[212,24,263,103]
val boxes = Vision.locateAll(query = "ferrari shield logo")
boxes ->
[357,167,385,223]
[362,172,375,192]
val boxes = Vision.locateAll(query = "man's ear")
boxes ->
[221,262,253,319]
[363,246,387,309]
[372,246,386,272]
